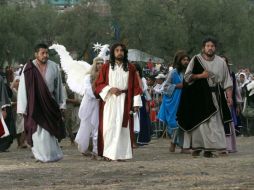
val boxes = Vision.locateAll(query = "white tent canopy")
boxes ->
[128,49,164,63]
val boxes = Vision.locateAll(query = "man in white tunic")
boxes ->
[17,43,65,162]
[179,37,233,158]
[95,43,142,161]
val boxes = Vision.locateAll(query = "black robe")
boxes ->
[177,56,232,132]
[0,76,14,152]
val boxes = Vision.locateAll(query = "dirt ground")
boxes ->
[1,136,254,190]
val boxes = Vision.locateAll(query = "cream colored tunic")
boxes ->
[184,54,233,151]
[17,60,64,162]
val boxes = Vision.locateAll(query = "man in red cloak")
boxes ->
[95,43,142,161]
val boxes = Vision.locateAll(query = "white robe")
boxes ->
[17,60,64,162]
[75,74,99,154]
[99,64,142,160]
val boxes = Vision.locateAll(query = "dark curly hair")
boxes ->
[220,55,229,64]
[109,43,129,72]
[202,36,217,47]
[134,63,143,78]
[34,43,48,53]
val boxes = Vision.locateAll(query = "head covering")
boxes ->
[155,73,166,79]
[239,72,249,87]
[168,66,173,72]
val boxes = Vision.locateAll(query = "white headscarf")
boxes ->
[239,72,249,88]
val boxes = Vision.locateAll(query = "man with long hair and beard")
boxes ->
[95,43,142,161]
[177,37,233,158]
[158,51,190,153]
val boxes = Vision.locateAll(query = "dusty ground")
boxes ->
[1,137,254,190]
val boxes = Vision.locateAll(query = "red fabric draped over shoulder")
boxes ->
[95,63,142,156]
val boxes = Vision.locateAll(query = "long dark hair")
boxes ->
[173,50,190,73]
[109,43,129,72]
[220,55,229,64]
[134,63,143,78]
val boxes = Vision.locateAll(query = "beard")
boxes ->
[177,63,187,72]
[182,64,188,69]
[37,58,48,64]
[115,56,123,62]
[204,50,215,57]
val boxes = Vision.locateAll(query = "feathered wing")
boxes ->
[247,81,254,96]
[98,44,110,62]
[49,44,91,95]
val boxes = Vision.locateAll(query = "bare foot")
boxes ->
[91,153,98,160]
[133,143,139,149]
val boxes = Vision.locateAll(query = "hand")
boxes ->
[236,106,241,116]
[73,100,80,107]
[2,110,7,119]
[110,88,121,96]
[133,106,139,113]
[199,70,209,79]
[175,83,183,89]
[227,97,233,107]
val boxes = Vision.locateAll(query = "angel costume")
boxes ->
[17,60,65,162]
[75,74,99,155]
[49,44,108,156]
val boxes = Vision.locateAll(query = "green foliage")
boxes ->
[0,0,254,70]
[54,4,111,60]
[0,5,58,65]
[109,0,254,69]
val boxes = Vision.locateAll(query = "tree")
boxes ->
[54,4,112,61]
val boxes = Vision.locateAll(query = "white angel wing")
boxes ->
[247,81,254,96]
[98,44,110,61]
[49,44,91,95]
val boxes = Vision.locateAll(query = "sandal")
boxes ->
[82,151,92,157]
[192,150,202,157]
[103,157,112,162]
[180,149,191,154]
[218,151,229,157]
[203,151,218,158]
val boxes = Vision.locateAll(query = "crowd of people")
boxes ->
[1,36,254,162]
